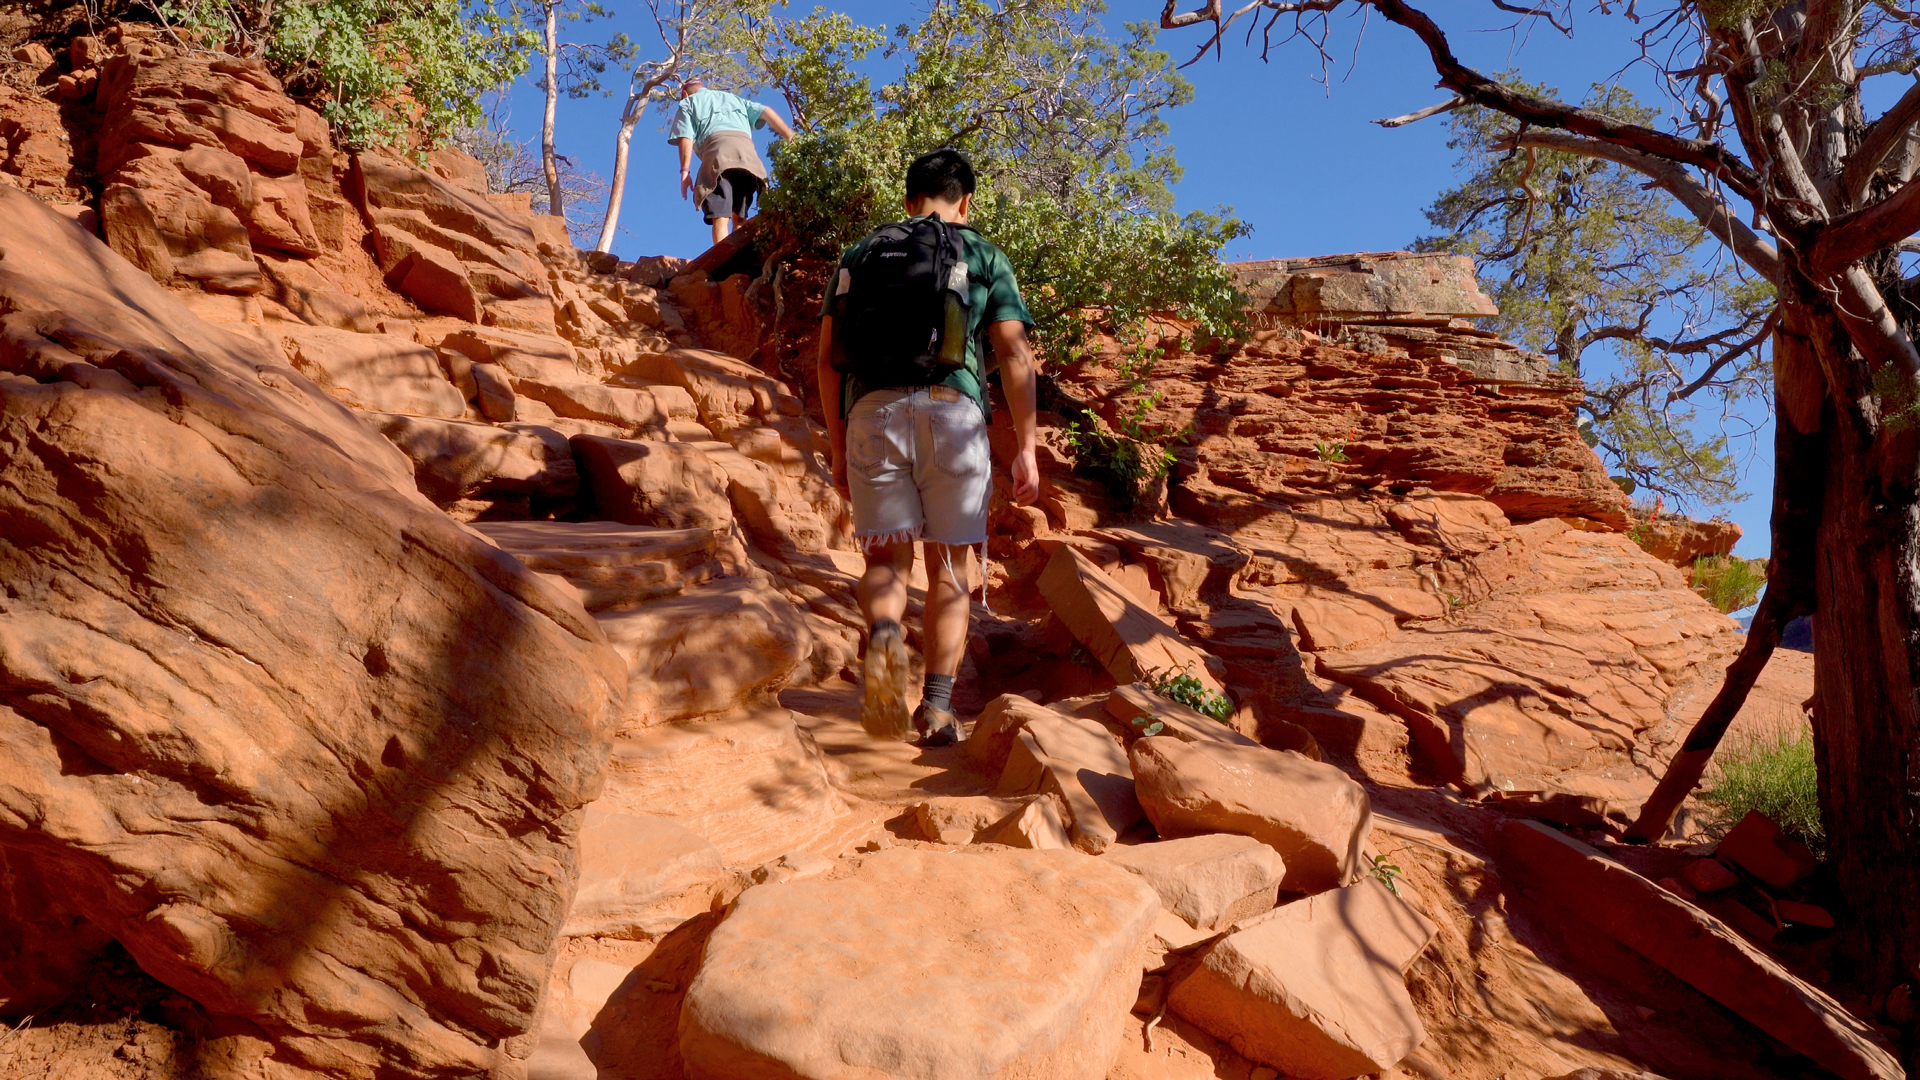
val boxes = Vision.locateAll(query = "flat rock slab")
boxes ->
[995,716,1143,854]
[474,519,721,611]
[598,707,849,866]
[681,847,1158,1080]
[1038,545,1225,695]
[596,577,812,727]
[1130,736,1371,895]
[1102,834,1286,930]
[1168,878,1434,1080]
[1497,819,1902,1080]
[561,807,726,939]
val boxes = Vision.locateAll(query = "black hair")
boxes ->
[905,147,976,203]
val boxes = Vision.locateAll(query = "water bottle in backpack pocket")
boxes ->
[832,216,970,388]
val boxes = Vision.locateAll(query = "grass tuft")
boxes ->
[1691,554,1768,614]
[1699,727,1823,853]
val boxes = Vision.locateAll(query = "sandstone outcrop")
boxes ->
[679,847,1159,1080]
[0,185,621,1076]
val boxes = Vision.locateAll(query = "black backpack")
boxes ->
[831,216,971,388]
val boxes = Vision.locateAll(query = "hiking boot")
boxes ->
[914,704,964,747]
[859,621,913,740]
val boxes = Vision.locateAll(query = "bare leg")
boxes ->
[921,541,972,678]
[856,541,915,739]
[711,216,732,246]
[858,541,914,626]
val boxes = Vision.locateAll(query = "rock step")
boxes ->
[596,706,851,866]
[472,519,722,611]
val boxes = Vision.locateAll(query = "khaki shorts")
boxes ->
[846,386,990,549]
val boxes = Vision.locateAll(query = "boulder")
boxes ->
[0,185,622,1076]
[514,377,674,433]
[1498,819,1902,1080]
[1038,545,1226,695]
[572,434,733,532]
[965,693,1076,774]
[441,326,582,382]
[1129,736,1371,895]
[368,413,577,509]
[1102,834,1287,930]
[993,717,1143,854]
[1104,683,1262,750]
[596,579,813,728]
[561,808,726,939]
[1714,809,1819,890]
[976,795,1074,850]
[909,795,1032,845]
[1167,878,1436,1080]
[273,324,468,417]
[679,847,1159,1080]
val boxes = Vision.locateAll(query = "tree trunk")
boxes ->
[1810,353,1920,996]
[541,1,564,222]
[594,101,641,254]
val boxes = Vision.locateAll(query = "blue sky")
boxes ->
[502,2,1777,557]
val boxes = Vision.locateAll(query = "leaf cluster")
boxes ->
[743,0,1249,365]
[140,0,535,150]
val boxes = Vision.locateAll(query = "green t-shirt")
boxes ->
[823,217,1034,417]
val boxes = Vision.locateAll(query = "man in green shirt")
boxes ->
[817,148,1041,745]
[669,78,795,246]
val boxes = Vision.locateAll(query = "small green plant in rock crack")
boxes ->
[1313,440,1350,463]
[1145,665,1233,723]
[1125,711,1166,738]
[1366,853,1403,896]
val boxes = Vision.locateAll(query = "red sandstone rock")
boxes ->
[368,413,577,512]
[272,323,468,416]
[680,848,1159,1080]
[1498,819,1901,1080]
[572,434,733,532]
[1715,810,1820,890]
[561,807,726,939]
[993,715,1144,853]
[596,579,812,728]
[1039,545,1226,694]
[1636,515,1743,568]
[965,693,1076,773]
[1130,736,1371,895]
[1167,878,1435,1079]
[1680,857,1741,895]
[0,185,621,1077]
[471,520,722,612]
[1102,833,1286,930]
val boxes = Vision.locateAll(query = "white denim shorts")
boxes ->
[846,386,991,549]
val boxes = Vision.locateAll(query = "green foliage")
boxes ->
[1366,853,1403,896]
[1313,440,1349,463]
[1146,666,1232,723]
[1690,554,1768,614]
[1700,728,1824,853]
[1061,420,1172,512]
[1415,80,1771,512]
[144,0,533,150]
[745,0,1248,364]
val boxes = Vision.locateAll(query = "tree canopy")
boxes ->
[738,0,1250,365]
[1414,81,1774,510]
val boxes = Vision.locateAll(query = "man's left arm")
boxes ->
[674,137,694,200]
[988,320,1039,506]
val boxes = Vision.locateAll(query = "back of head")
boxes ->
[680,77,706,98]
[905,148,976,204]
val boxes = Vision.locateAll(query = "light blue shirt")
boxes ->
[668,88,771,145]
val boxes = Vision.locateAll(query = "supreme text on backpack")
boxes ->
[830,216,971,391]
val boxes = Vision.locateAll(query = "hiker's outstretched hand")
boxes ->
[830,446,849,497]
[1010,446,1039,506]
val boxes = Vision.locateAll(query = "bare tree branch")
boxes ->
[1510,130,1781,280]
[1373,94,1463,127]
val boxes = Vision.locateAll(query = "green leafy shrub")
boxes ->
[1060,420,1172,513]
[1699,728,1823,853]
[1146,666,1232,722]
[142,0,533,150]
[1313,440,1350,463]
[1690,554,1767,614]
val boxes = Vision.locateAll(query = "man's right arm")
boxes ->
[818,314,847,494]
[988,320,1040,506]
[674,138,694,200]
